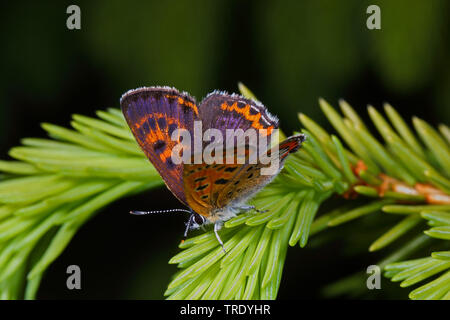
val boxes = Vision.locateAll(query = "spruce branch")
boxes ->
[0,83,448,300]
[166,85,450,300]
[0,108,163,299]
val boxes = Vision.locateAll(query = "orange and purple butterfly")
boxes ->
[120,86,306,251]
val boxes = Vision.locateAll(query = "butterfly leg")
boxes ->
[182,214,194,241]
[234,205,268,214]
[182,212,206,243]
[214,223,227,254]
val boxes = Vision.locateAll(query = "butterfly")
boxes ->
[120,86,306,251]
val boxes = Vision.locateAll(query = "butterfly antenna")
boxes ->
[130,209,192,215]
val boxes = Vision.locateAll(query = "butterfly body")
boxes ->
[121,86,305,247]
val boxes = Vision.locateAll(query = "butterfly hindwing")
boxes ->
[183,134,305,218]
[121,87,200,204]
[216,134,306,208]
[183,162,241,218]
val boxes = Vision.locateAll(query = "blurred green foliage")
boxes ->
[1,1,449,137]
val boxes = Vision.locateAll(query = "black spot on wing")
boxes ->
[157,117,167,130]
[142,121,150,133]
[165,157,176,169]
[182,104,191,114]
[153,140,166,153]
[194,177,207,183]
[168,123,178,137]
[196,184,209,191]
[224,166,238,173]
[214,178,229,185]
[148,117,157,130]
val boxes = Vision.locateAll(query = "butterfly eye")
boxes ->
[193,213,206,225]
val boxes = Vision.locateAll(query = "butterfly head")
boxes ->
[187,212,207,230]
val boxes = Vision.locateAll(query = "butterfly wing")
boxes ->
[182,142,257,217]
[215,134,306,208]
[183,161,241,218]
[121,86,200,205]
[183,134,305,218]
[198,92,279,147]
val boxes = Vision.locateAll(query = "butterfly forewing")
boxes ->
[121,87,200,204]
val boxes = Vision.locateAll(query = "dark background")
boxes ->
[0,0,448,299]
